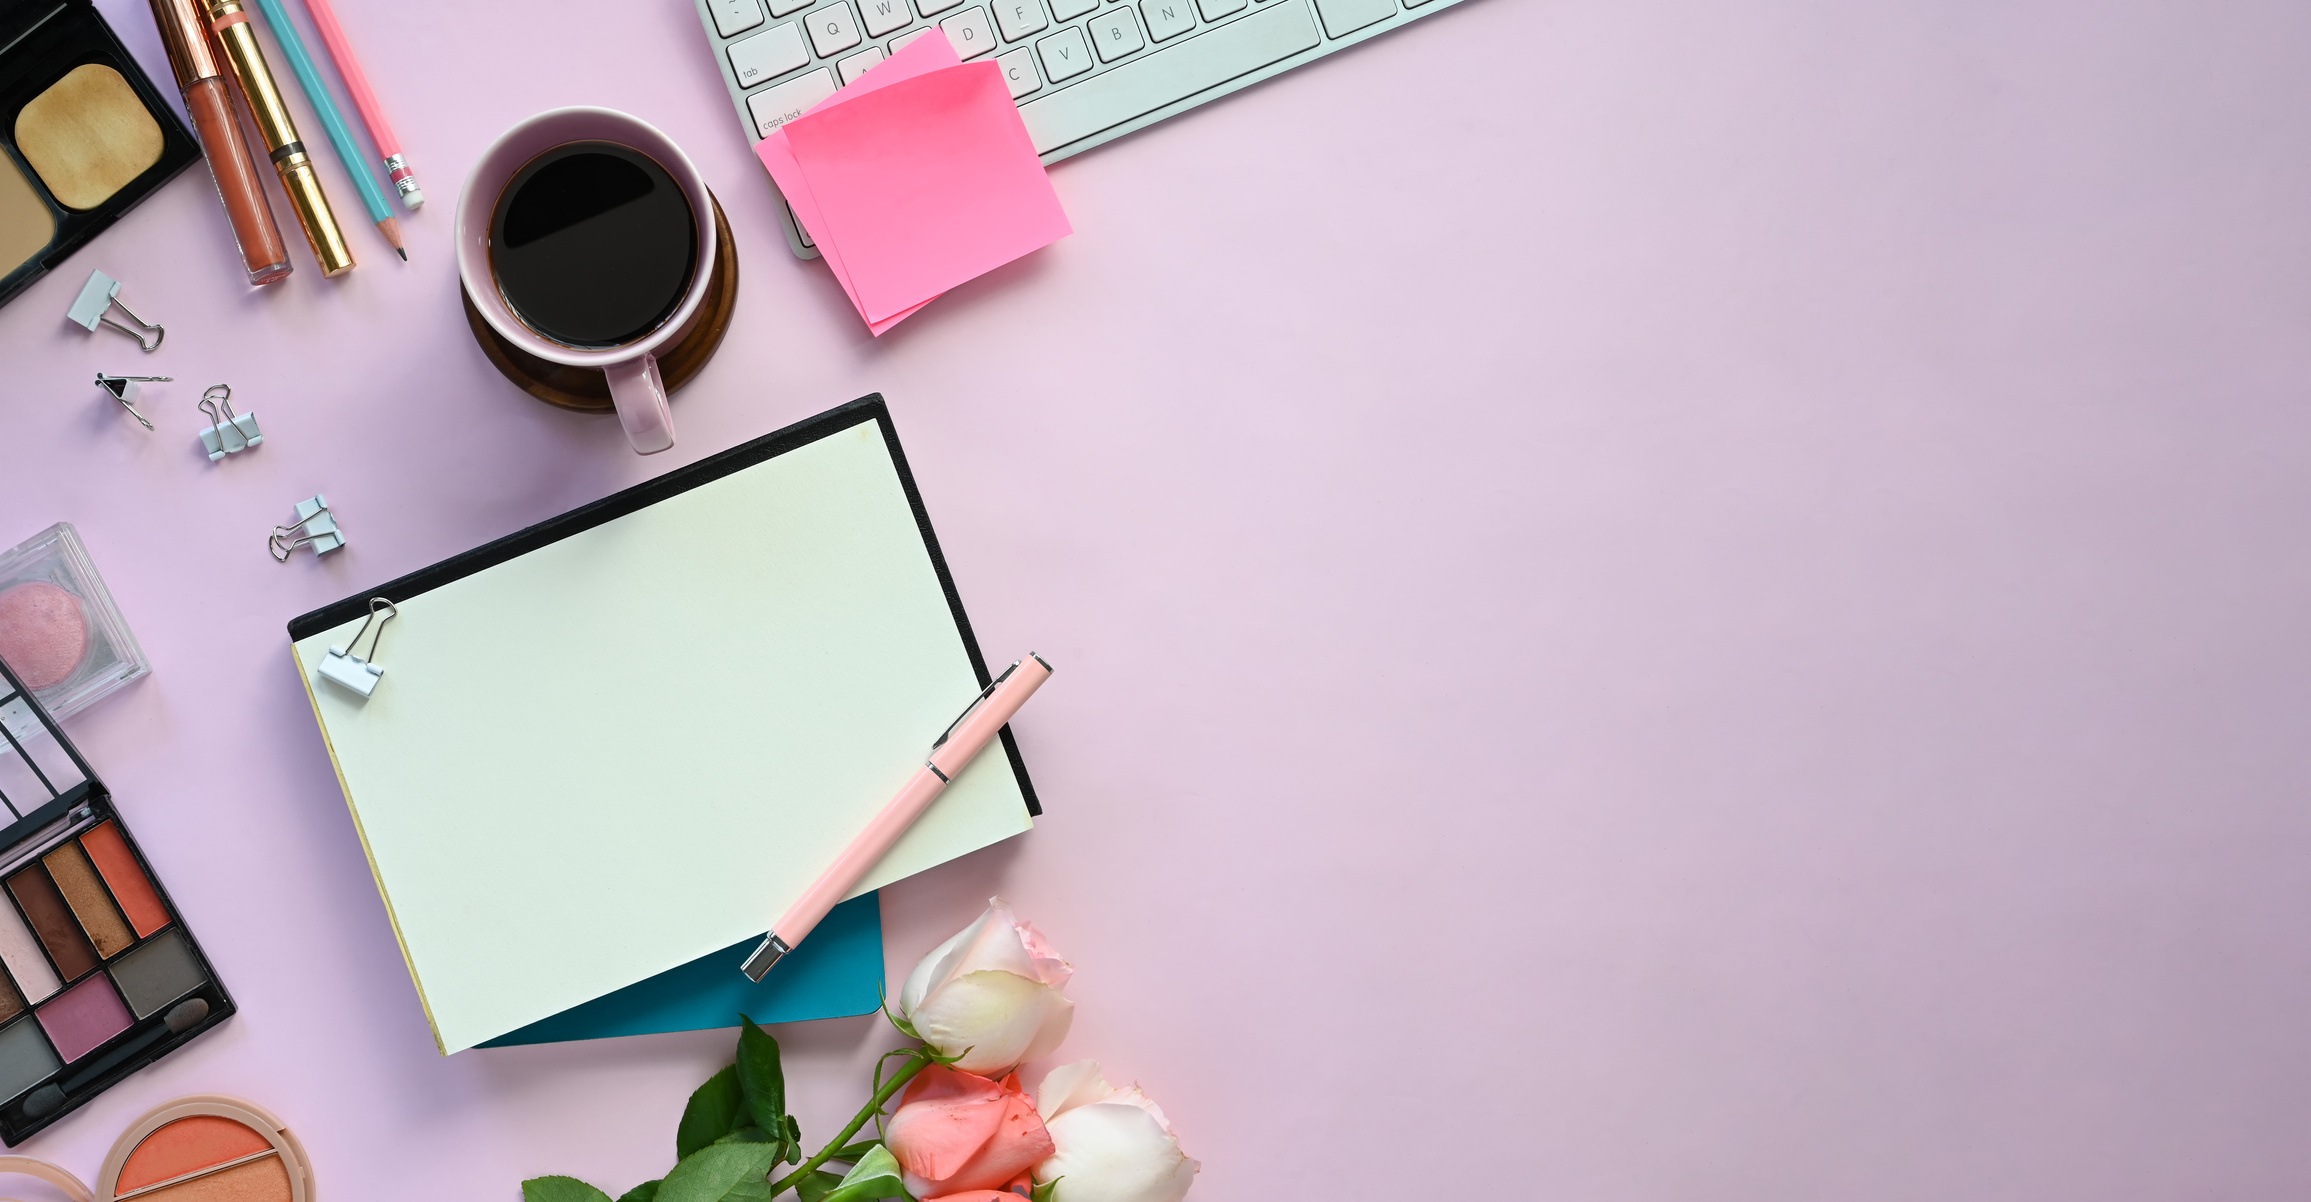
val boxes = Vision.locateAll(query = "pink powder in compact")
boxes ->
[0,582,88,690]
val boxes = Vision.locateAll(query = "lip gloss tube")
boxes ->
[149,0,290,284]
[203,0,354,276]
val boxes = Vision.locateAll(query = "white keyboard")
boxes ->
[693,0,1472,257]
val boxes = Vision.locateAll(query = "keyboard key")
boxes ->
[1036,25,1092,80]
[1021,0,1317,151]
[769,0,812,14]
[993,0,1047,41]
[1311,0,1390,37]
[781,196,815,247]
[709,0,765,38]
[1050,0,1098,17]
[730,22,811,88]
[892,26,935,49]
[1196,0,1245,17]
[995,47,1041,97]
[860,0,912,35]
[838,44,885,83]
[1141,0,1194,41]
[747,66,837,135]
[1087,8,1143,60]
[917,0,964,15]
[940,6,997,56]
[805,2,864,55]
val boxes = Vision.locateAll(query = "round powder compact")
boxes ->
[0,582,90,690]
[0,1094,312,1202]
[99,1096,312,1202]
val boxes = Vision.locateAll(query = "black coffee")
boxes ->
[490,142,697,348]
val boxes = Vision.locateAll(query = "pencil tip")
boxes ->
[398,248,408,261]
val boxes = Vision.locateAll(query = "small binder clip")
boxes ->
[270,495,344,561]
[67,271,164,352]
[319,598,395,698]
[196,385,261,460]
[93,373,167,430]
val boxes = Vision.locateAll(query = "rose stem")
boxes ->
[768,1048,937,1196]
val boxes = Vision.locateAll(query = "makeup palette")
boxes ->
[0,0,198,309]
[0,656,231,1145]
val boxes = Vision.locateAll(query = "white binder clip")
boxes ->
[270,495,344,561]
[196,385,261,460]
[319,598,395,698]
[67,271,164,352]
[93,373,166,430]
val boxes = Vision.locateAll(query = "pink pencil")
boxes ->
[296,0,422,210]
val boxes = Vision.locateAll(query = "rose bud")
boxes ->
[886,1064,1056,1200]
[899,897,1075,1075]
[1033,1062,1198,1202]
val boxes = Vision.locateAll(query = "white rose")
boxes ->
[899,897,1075,1075]
[1033,1061,1199,1202]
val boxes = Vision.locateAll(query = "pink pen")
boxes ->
[742,654,1053,980]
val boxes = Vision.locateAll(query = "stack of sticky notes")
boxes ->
[755,32,1072,335]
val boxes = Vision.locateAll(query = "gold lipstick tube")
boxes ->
[204,0,354,276]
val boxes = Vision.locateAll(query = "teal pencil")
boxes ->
[252,0,404,260]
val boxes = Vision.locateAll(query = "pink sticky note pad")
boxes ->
[755,32,960,331]
[783,60,1071,325]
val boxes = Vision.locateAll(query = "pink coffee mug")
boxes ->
[456,108,717,455]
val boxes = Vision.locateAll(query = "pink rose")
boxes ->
[1033,1062,1198,1202]
[886,1064,1057,1200]
[899,897,1075,1075]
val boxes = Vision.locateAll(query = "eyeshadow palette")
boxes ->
[0,0,198,309]
[0,655,231,1144]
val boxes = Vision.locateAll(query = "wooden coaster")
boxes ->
[462,191,739,414]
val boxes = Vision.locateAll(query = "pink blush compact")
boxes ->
[0,582,88,690]
[0,523,147,717]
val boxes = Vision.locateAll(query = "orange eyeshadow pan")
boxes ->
[80,821,171,938]
[118,1114,276,1191]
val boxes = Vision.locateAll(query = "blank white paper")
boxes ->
[293,420,1034,1053]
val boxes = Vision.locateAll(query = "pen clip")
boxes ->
[929,659,1021,755]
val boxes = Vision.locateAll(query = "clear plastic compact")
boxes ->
[0,524,148,720]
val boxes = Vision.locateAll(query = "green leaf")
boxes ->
[818,1145,907,1202]
[523,1177,614,1202]
[678,1065,748,1160]
[782,1115,803,1163]
[1029,1178,1060,1202]
[617,1183,662,1202]
[714,1126,774,1145]
[792,1170,848,1202]
[656,1142,785,1202]
[737,1018,787,1135]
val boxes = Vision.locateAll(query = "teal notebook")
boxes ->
[481,893,884,1046]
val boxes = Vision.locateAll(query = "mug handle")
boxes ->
[603,354,676,455]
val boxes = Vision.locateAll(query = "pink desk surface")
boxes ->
[4,1,2310,1196]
